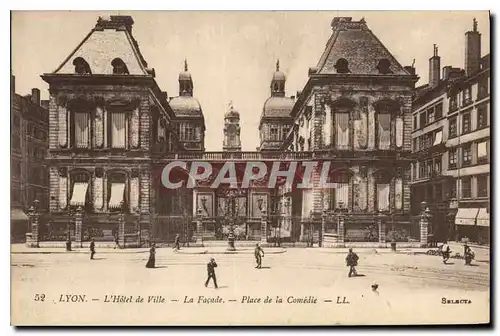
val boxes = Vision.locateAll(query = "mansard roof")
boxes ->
[315,17,410,76]
[52,16,149,76]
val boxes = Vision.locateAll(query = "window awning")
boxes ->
[11,208,29,221]
[70,182,88,206]
[478,141,487,158]
[455,208,479,226]
[108,183,125,209]
[433,130,443,146]
[476,208,489,227]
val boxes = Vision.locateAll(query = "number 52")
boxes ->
[34,294,45,301]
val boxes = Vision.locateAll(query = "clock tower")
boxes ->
[222,101,242,152]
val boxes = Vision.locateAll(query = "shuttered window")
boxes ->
[111,112,126,148]
[74,112,89,148]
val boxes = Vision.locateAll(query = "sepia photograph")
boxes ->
[10,10,490,326]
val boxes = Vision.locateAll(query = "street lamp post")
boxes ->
[225,191,237,251]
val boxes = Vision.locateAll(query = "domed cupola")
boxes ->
[271,59,286,97]
[179,59,193,96]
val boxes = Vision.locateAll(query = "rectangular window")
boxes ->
[111,112,126,148]
[419,136,424,151]
[427,107,435,124]
[74,112,89,148]
[376,183,390,211]
[433,130,443,146]
[449,179,457,199]
[270,128,278,141]
[478,77,489,99]
[419,162,425,179]
[461,177,472,198]
[413,115,417,130]
[463,87,472,106]
[282,127,289,140]
[419,111,426,128]
[477,175,488,198]
[477,104,487,129]
[435,103,443,120]
[449,117,457,138]
[335,112,350,149]
[462,144,472,166]
[477,141,488,164]
[462,112,471,134]
[449,148,457,169]
[412,163,416,180]
[434,157,442,175]
[413,138,418,152]
[450,95,458,112]
[378,113,391,149]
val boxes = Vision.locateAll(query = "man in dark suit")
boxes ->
[205,258,218,288]
[254,243,264,268]
[174,234,180,250]
[345,248,359,277]
[90,238,96,260]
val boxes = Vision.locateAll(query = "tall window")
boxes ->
[108,172,127,211]
[413,115,418,130]
[427,107,435,124]
[449,179,457,199]
[419,111,426,128]
[449,148,457,169]
[378,113,391,149]
[462,86,472,106]
[74,112,90,148]
[477,104,488,129]
[449,117,457,138]
[461,176,472,199]
[270,127,278,141]
[478,77,489,99]
[462,144,472,166]
[331,171,350,210]
[462,112,471,134]
[110,112,126,148]
[477,175,488,198]
[477,141,488,164]
[449,95,458,112]
[413,138,418,152]
[282,127,289,140]
[69,172,91,211]
[375,170,391,211]
[435,103,443,120]
[185,124,194,141]
[419,161,425,179]
[434,157,442,176]
[335,111,350,149]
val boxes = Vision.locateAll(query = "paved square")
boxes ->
[11,247,490,325]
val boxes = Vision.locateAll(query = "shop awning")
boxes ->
[70,182,88,206]
[11,208,29,221]
[455,208,479,226]
[476,208,489,227]
[108,183,125,209]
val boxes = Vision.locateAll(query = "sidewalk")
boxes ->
[174,247,287,255]
[10,244,150,254]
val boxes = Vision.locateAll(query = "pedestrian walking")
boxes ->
[90,238,96,260]
[113,232,120,249]
[146,243,156,268]
[254,243,264,268]
[345,248,359,278]
[205,258,218,289]
[441,241,451,264]
[173,233,180,250]
[464,243,474,266]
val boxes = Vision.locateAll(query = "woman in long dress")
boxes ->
[146,243,156,268]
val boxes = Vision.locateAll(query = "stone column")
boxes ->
[321,210,327,247]
[337,209,345,246]
[196,208,204,245]
[26,203,40,248]
[378,210,386,244]
[118,209,126,248]
[420,201,431,247]
[74,206,83,247]
[261,209,267,243]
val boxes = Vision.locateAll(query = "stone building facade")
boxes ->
[280,17,418,245]
[11,75,49,241]
[410,19,490,245]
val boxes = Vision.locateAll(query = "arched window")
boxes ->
[107,171,127,212]
[376,59,393,74]
[374,169,392,212]
[111,58,130,75]
[73,57,92,74]
[69,170,91,212]
[331,170,352,210]
[334,58,350,74]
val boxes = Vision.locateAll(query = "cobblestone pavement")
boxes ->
[11,248,490,325]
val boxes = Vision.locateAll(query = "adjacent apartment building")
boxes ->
[11,75,49,241]
[411,19,490,244]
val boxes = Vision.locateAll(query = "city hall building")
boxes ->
[34,15,421,247]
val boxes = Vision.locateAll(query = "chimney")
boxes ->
[404,66,416,75]
[31,88,40,106]
[429,44,441,88]
[443,66,465,81]
[465,18,481,76]
[11,75,15,93]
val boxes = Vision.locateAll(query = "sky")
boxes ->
[11,11,490,151]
